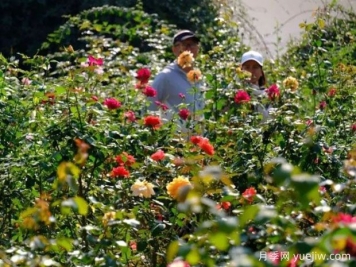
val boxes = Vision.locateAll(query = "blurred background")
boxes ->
[1,0,355,60]
[234,0,356,59]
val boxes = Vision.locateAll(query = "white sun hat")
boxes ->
[241,50,263,66]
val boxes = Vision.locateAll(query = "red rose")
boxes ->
[319,101,326,110]
[178,108,190,120]
[111,166,130,178]
[234,90,251,104]
[115,152,136,166]
[103,98,121,110]
[266,84,280,100]
[136,68,151,84]
[124,111,136,122]
[198,139,215,155]
[151,150,165,161]
[144,116,161,129]
[242,187,257,203]
[351,124,356,132]
[142,86,157,97]
[190,135,204,145]
[328,87,337,97]
[155,101,168,111]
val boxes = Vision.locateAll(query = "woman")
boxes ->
[240,50,270,120]
[240,50,266,89]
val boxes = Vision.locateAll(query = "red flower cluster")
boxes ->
[135,68,151,90]
[351,124,356,132]
[190,136,215,156]
[346,238,356,257]
[151,150,165,161]
[144,116,161,130]
[124,111,136,122]
[216,201,231,211]
[319,101,327,110]
[266,84,280,101]
[115,152,136,167]
[242,187,257,203]
[136,68,151,84]
[142,86,157,97]
[178,108,190,120]
[110,166,130,178]
[234,90,251,104]
[41,92,56,105]
[155,101,169,111]
[328,87,337,97]
[332,213,356,224]
[103,98,121,110]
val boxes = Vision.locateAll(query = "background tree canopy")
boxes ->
[0,0,221,57]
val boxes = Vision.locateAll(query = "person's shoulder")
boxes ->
[160,62,178,73]
[154,62,179,80]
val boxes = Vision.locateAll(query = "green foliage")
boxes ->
[40,5,176,58]
[0,2,356,267]
[0,0,221,57]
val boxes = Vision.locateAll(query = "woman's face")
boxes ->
[241,60,263,85]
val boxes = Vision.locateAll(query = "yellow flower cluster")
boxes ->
[236,66,252,80]
[102,211,116,226]
[283,76,299,91]
[166,176,192,201]
[187,69,202,83]
[131,180,155,198]
[177,51,194,69]
[21,197,52,230]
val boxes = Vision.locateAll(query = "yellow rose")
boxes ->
[131,180,155,198]
[187,69,202,83]
[177,51,194,68]
[283,76,299,91]
[166,176,192,201]
[102,211,116,226]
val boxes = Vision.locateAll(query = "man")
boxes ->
[148,30,204,133]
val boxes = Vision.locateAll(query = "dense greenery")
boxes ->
[0,0,221,57]
[0,2,356,267]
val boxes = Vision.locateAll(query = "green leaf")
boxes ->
[74,196,88,216]
[217,216,238,233]
[166,240,179,263]
[61,199,76,215]
[209,232,229,251]
[61,196,88,215]
[56,238,73,251]
[291,174,320,209]
[55,86,66,95]
[186,247,200,265]
[239,205,259,228]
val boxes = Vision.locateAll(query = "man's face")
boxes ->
[172,38,200,58]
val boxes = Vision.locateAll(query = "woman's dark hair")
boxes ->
[259,69,267,88]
